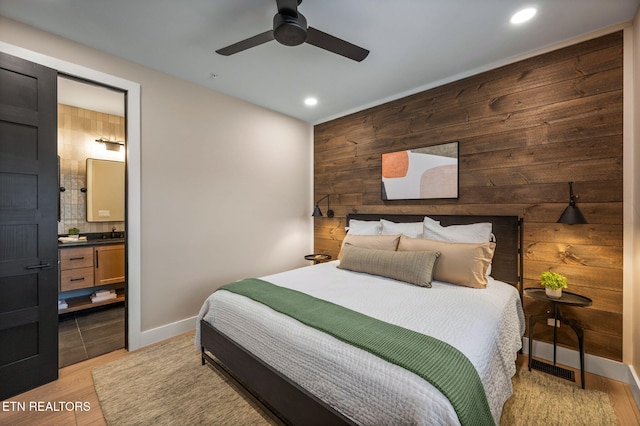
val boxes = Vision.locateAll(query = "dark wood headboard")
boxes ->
[346,213,523,294]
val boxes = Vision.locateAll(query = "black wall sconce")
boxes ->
[557,181,587,224]
[312,194,334,218]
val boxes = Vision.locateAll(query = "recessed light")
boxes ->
[304,97,318,106]
[510,7,536,24]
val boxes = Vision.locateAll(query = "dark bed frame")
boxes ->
[201,214,523,426]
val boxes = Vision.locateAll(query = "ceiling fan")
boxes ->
[216,0,369,62]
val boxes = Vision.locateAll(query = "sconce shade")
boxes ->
[557,181,587,224]
[558,206,587,225]
[312,194,334,218]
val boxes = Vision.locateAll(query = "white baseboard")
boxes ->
[138,315,197,348]
[523,337,631,383]
[628,365,640,409]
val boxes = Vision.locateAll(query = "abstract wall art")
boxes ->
[381,141,459,200]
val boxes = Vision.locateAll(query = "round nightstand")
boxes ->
[525,287,592,388]
[304,253,332,264]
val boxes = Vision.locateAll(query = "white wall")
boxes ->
[0,16,313,346]
[631,8,640,374]
[619,7,640,405]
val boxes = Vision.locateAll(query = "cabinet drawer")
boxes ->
[60,267,95,291]
[60,247,94,270]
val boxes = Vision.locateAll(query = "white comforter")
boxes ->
[197,261,525,425]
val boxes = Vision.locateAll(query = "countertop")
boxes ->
[58,232,125,248]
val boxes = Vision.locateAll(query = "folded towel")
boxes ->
[91,293,117,303]
[58,300,68,310]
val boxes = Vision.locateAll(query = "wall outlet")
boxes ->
[547,318,560,327]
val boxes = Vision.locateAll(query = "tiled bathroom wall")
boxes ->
[57,104,126,235]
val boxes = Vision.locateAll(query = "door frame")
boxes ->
[0,42,144,350]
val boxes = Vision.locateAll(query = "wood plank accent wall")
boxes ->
[313,32,623,361]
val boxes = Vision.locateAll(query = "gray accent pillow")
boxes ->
[338,244,440,287]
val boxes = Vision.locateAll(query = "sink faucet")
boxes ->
[111,227,116,238]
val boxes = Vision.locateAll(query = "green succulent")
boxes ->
[540,271,568,290]
[68,227,80,235]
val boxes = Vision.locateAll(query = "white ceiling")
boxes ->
[2,0,638,123]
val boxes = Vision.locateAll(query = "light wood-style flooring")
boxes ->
[0,348,126,426]
[518,355,640,426]
[1,338,639,425]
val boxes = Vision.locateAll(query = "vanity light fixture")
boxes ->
[312,194,334,218]
[95,137,125,152]
[557,181,587,224]
[510,7,537,24]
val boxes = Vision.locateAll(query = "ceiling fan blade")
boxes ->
[276,0,301,15]
[216,30,274,56]
[305,27,369,62]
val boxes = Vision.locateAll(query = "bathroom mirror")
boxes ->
[86,158,125,222]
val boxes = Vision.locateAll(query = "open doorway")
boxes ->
[56,76,127,367]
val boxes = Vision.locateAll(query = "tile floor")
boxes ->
[58,303,125,368]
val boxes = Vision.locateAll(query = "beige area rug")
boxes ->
[501,367,618,426]
[92,333,278,426]
[94,333,618,425]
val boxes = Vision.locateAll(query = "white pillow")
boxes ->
[423,216,492,243]
[380,219,424,238]
[347,219,381,235]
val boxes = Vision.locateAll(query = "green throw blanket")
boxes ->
[220,278,495,426]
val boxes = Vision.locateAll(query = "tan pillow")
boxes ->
[337,234,401,259]
[338,244,440,287]
[397,235,496,289]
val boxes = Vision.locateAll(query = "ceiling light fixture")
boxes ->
[304,97,318,106]
[510,7,537,24]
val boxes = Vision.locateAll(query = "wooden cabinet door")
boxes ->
[94,245,125,286]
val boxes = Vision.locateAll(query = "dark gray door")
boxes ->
[0,51,59,399]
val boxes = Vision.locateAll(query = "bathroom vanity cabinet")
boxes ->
[58,241,125,314]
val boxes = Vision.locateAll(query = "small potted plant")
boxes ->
[68,227,80,240]
[540,271,568,298]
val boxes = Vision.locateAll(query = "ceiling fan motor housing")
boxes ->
[273,12,307,46]
[215,0,368,62]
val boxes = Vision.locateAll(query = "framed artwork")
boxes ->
[381,141,459,200]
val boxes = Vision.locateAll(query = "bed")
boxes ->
[197,214,525,426]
